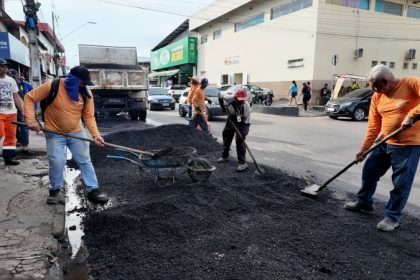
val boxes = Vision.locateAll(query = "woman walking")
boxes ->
[298,82,311,111]
[288,81,298,106]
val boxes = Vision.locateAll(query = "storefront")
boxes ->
[0,32,30,77]
[150,36,197,87]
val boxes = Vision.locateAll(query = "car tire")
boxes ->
[352,107,366,121]
[179,105,186,117]
[329,115,338,119]
[139,109,147,121]
[129,110,140,120]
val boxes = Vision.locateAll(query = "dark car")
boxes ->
[178,87,226,120]
[148,87,176,110]
[324,88,373,121]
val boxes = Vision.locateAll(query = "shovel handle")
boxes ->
[12,121,154,156]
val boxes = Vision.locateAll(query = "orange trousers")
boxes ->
[0,113,17,160]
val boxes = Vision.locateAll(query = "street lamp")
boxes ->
[60,21,97,41]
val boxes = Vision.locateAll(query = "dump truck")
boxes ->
[78,44,148,120]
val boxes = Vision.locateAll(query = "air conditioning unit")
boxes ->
[406,49,416,60]
[354,48,363,58]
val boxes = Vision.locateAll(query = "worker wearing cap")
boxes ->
[24,66,109,205]
[189,77,209,134]
[187,76,200,119]
[218,87,251,172]
[0,58,24,165]
[8,69,33,152]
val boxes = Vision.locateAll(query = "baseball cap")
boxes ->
[235,88,248,101]
[0,58,10,66]
[189,76,200,84]
[70,66,94,86]
[8,69,19,77]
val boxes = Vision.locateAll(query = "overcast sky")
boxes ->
[5,0,214,67]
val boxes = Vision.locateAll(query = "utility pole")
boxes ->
[23,0,41,87]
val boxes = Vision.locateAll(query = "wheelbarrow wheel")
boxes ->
[188,157,215,182]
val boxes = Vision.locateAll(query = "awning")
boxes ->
[148,69,179,78]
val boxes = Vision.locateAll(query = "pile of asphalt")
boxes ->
[84,124,420,280]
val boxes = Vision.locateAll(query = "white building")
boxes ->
[190,0,420,103]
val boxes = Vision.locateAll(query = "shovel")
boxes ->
[300,126,405,197]
[12,121,172,158]
[228,119,265,174]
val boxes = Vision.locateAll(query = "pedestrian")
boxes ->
[344,64,420,232]
[288,80,298,106]
[217,87,251,172]
[24,66,109,205]
[320,83,331,105]
[189,77,209,134]
[298,82,311,111]
[0,58,24,165]
[351,81,359,90]
[187,76,200,119]
[8,69,33,153]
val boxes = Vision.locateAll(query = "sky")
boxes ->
[4,0,214,67]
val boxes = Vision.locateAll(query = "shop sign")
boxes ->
[151,36,197,70]
[224,56,240,66]
[0,32,30,67]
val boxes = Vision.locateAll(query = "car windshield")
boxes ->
[172,85,186,90]
[149,88,169,96]
[205,88,220,97]
[346,88,371,98]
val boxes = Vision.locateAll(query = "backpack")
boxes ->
[40,78,88,121]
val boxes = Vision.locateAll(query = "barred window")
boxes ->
[235,13,265,32]
[408,6,420,19]
[271,0,313,19]
[326,0,369,10]
[375,0,402,16]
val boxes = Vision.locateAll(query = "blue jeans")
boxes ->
[357,144,420,222]
[45,130,98,192]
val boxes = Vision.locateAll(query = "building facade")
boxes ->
[190,0,420,102]
[150,20,198,87]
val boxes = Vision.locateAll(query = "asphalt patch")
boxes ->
[84,124,420,280]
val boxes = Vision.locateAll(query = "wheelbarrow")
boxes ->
[107,147,216,186]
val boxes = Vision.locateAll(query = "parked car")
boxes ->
[148,87,176,110]
[167,85,187,102]
[178,87,226,120]
[324,88,373,121]
[218,84,232,91]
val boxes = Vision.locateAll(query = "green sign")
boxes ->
[151,36,197,70]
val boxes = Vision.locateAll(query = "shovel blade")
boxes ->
[300,184,321,197]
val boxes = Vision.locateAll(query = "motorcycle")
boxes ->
[250,90,273,106]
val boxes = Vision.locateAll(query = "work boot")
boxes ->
[4,158,20,166]
[87,189,109,204]
[217,156,229,163]
[47,189,65,205]
[377,218,399,232]
[344,201,374,212]
[236,163,248,172]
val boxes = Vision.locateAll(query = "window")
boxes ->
[381,61,387,65]
[389,62,395,69]
[213,30,221,40]
[271,0,313,19]
[326,0,369,9]
[288,58,304,68]
[375,0,402,16]
[403,63,408,69]
[235,12,264,32]
[371,61,378,67]
[221,74,229,85]
[201,35,208,44]
[413,63,418,70]
[408,6,420,19]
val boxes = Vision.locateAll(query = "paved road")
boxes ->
[144,107,420,217]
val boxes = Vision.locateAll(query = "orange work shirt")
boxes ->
[24,79,100,137]
[362,77,420,148]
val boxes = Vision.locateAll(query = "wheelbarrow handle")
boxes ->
[12,121,155,156]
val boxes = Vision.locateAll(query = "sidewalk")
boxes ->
[252,99,325,117]
[0,132,64,280]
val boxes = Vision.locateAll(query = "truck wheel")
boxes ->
[129,110,140,120]
[139,109,147,121]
